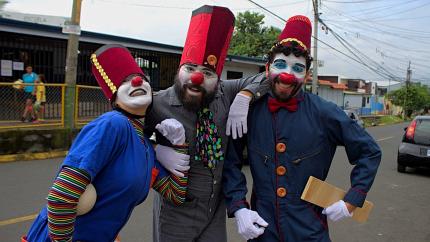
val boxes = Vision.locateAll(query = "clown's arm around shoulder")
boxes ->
[151,160,188,205]
[151,119,188,206]
[224,72,271,139]
[222,72,270,103]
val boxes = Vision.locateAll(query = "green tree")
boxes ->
[387,83,430,117]
[229,11,281,57]
[0,1,9,10]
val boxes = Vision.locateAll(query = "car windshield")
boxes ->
[414,119,430,145]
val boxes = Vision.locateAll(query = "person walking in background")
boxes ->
[21,65,37,122]
[33,74,46,122]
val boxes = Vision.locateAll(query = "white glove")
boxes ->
[154,144,190,177]
[234,208,268,240]
[322,200,353,222]
[155,118,186,145]
[226,93,251,139]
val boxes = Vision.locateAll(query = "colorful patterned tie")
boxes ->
[195,108,224,169]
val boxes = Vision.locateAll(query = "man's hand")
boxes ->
[154,144,190,177]
[234,208,268,240]
[226,92,252,139]
[322,200,353,222]
[155,118,186,145]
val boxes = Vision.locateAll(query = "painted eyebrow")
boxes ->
[273,59,286,63]
[295,63,306,68]
[185,63,198,67]
[201,67,214,73]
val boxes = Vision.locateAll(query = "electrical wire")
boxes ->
[244,0,415,82]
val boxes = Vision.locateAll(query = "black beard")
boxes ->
[270,79,293,102]
[174,75,217,112]
[269,73,304,102]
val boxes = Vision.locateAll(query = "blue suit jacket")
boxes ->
[223,91,381,242]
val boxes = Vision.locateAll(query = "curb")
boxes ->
[0,150,68,163]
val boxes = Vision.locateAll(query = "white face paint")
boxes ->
[269,53,306,81]
[116,75,152,115]
[178,64,218,97]
[269,53,307,100]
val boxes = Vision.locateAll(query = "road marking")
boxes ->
[376,136,394,142]
[0,214,38,227]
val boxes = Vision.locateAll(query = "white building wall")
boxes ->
[344,94,365,108]
[318,86,344,107]
[221,61,262,80]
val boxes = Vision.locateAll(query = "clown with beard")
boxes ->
[223,15,381,241]
[144,5,269,242]
[24,45,188,242]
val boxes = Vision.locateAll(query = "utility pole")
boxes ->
[64,0,82,129]
[388,78,391,93]
[406,61,412,84]
[403,61,412,119]
[312,0,319,94]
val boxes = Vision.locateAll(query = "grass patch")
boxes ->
[379,115,405,125]
[363,115,408,127]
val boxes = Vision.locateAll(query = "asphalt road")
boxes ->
[1,122,430,242]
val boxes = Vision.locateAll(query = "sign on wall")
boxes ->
[1,60,13,76]
[13,61,24,71]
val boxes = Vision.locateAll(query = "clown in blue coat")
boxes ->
[223,15,381,242]
[24,45,188,242]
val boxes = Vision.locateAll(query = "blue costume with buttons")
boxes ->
[27,111,168,242]
[223,91,381,241]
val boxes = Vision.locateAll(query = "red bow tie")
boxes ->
[268,97,298,113]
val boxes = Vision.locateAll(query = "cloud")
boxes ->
[4,0,429,85]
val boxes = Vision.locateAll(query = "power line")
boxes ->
[319,18,408,81]
[321,4,430,44]
[371,1,430,20]
[323,20,430,57]
[322,19,430,79]
[324,0,389,3]
[246,0,286,23]
[247,0,430,83]
[96,0,193,9]
[96,0,307,11]
[323,15,430,23]
[321,3,430,35]
[325,0,421,16]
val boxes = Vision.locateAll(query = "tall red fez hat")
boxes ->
[91,44,144,100]
[276,15,312,51]
[180,5,235,76]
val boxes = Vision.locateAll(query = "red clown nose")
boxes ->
[278,73,296,84]
[191,72,204,85]
[131,76,143,87]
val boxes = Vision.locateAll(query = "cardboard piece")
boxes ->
[301,176,373,223]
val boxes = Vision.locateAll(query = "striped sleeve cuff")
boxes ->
[152,172,188,205]
[47,166,90,241]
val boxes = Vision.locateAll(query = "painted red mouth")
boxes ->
[278,72,296,84]
[130,88,147,97]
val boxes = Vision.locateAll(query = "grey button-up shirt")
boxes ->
[145,73,268,211]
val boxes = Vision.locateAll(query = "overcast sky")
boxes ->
[4,0,430,86]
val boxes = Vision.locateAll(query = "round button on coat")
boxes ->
[277,187,287,197]
[276,166,287,176]
[276,143,286,153]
